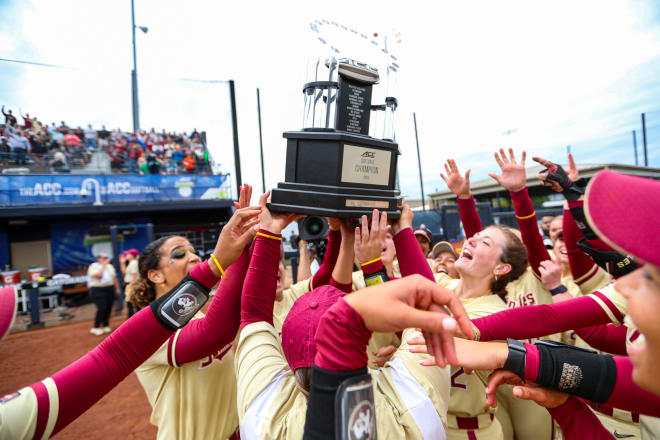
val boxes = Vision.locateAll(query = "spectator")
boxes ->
[182,151,196,173]
[84,124,97,150]
[138,156,148,174]
[20,109,33,130]
[147,153,161,174]
[1,105,17,126]
[49,146,68,171]
[7,128,31,165]
[127,142,140,173]
[0,136,9,164]
[87,253,119,336]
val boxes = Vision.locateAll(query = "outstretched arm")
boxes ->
[310,218,342,289]
[329,220,355,293]
[489,148,550,275]
[392,201,435,281]
[441,159,483,238]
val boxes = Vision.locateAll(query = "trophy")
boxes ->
[268,57,402,218]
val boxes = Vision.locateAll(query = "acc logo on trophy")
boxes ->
[348,400,375,440]
[173,294,197,316]
[361,151,376,158]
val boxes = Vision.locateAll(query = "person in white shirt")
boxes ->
[87,253,120,335]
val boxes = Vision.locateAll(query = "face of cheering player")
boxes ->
[381,230,396,266]
[433,251,458,279]
[455,226,512,279]
[553,236,569,265]
[617,264,660,395]
[549,217,563,242]
[148,236,201,297]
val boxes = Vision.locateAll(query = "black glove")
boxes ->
[576,239,639,278]
[539,162,586,201]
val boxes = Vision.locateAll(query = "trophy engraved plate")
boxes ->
[340,144,391,186]
[268,56,402,218]
[335,76,372,135]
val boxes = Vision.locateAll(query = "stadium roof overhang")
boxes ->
[0,198,234,219]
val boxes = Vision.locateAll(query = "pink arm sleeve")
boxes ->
[311,229,341,289]
[392,227,434,281]
[510,188,550,277]
[29,307,172,437]
[547,396,614,440]
[330,277,353,293]
[170,249,249,366]
[457,196,483,238]
[563,206,598,282]
[315,298,372,371]
[573,324,628,356]
[473,292,622,341]
[240,231,281,329]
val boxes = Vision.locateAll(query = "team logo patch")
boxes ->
[0,392,20,404]
[348,400,375,440]
[173,293,198,316]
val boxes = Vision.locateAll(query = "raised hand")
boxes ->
[440,159,472,199]
[233,183,253,209]
[354,209,387,265]
[485,369,569,409]
[539,259,562,291]
[391,198,413,235]
[532,155,574,193]
[257,191,303,235]
[344,275,474,367]
[214,204,262,270]
[488,148,527,193]
[327,217,342,231]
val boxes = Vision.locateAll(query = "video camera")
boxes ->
[290,216,329,264]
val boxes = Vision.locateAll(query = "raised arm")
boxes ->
[310,218,342,289]
[329,219,355,293]
[472,287,625,342]
[391,201,435,281]
[0,277,213,439]
[562,203,600,283]
[441,159,483,238]
[489,148,550,275]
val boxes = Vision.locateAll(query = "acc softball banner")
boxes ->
[0,174,230,206]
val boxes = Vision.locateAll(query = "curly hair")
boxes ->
[125,235,176,308]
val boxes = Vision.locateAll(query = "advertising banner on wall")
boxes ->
[0,174,230,207]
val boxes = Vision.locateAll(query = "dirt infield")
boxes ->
[0,315,157,439]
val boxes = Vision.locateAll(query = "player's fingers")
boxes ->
[493,152,504,169]
[379,210,388,233]
[499,148,508,163]
[406,336,427,346]
[361,215,369,243]
[532,156,553,168]
[440,173,448,184]
[237,222,259,245]
[233,201,239,209]
[354,226,362,246]
[449,159,458,173]
[419,357,437,367]
[465,169,471,184]
[258,192,269,206]
[444,162,451,175]
[521,150,526,166]
[409,345,429,354]
[508,148,516,163]
[568,152,576,170]
[438,291,474,340]
[512,386,547,406]
[439,320,459,365]
[488,173,502,185]
[370,209,379,233]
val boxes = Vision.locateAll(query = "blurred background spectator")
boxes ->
[0,105,213,175]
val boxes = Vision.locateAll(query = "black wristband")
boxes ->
[535,340,615,404]
[503,338,527,379]
[303,366,369,440]
[150,274,210,332]
[364,269,390,287]
[576,239,639,278]
[549,284,568,296]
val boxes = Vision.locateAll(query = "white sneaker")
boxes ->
[102,326,112,334]
[90,328,104,336]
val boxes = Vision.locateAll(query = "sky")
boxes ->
[1,0,660,199]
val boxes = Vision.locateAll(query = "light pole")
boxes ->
[131,0,148,134]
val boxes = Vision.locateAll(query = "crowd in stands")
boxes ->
[0,105,211,174]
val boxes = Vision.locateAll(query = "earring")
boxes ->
[494,274,499,281]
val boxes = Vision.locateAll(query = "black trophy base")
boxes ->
[268,182,401,219]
